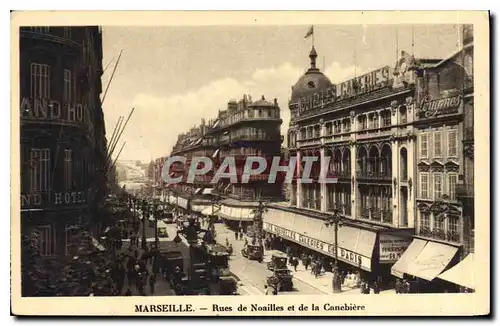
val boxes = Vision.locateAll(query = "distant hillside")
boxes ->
[115,160,147,182]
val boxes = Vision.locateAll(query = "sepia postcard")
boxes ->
[10,10,490,316]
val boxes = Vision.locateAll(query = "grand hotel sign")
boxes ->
[21,190,90,210]
[297,66,391,114]
[20,97,94,134]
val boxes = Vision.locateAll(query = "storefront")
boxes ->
[217,200,256,231]
[391,238,461,292]
[263,208,375,272]
[437,253,475,292]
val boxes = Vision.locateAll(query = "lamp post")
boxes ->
[141,199,147,249]
[324,209,344,293]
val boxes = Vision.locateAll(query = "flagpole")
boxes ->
[312,26,315,48]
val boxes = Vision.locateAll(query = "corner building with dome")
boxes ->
[262,44,473,292]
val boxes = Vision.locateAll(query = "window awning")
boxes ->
[438,253,475,289]
[201,206,220,216]
[212,149,220,158]
[212,120,220,129]
[218,205,254,221]
[194,188,202,195]
[391,239,459,281]
[262,208,376,271]
[202,188,213,195]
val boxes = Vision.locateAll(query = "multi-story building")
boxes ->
[164,95,284,230]
[392,25,475,292]
[263,46,429,286]
[19,26,106,256]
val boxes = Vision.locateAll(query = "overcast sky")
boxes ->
[101,24,462,162]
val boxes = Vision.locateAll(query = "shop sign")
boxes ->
[20,97,93,131]
[379,234,412,263]
[417,95,461,119]
[297,66,390,114]
[21,190,88,209]
[263,222,371,271]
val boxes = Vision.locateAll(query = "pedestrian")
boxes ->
[235,231,239,240]
[373,281,380,294]
[291,257,298,272]
[239,230,244,240]
[395,279,401,294]
[272,287,278,295]
[264,285,270,295]
[149,274,155,295]
[304,256,310,271]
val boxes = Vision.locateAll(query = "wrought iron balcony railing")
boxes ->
[356,171,392,181]
[419,226,460,243]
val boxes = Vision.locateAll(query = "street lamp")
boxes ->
[324,209,344,293]
[141,199,147,249]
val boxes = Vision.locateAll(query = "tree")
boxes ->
[21,228,117,297]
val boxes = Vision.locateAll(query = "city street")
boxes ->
[213,223,324,295]
[119,212,175,296]
[161,220,323,295]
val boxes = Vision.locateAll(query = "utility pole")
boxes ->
[325,209,344,293]
[141,199,147,249]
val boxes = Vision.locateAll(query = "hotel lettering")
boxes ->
[21,191,88,209]
[20,97,90,125]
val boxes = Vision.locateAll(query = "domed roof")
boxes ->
[249,95,275,107]
[291,46,333,102]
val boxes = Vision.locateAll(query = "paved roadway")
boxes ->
[212,223,323,295]
[119,213,175,296]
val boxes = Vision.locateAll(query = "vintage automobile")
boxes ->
[241,244,264,263]
[266,268,294,292]
[266,251,288,271]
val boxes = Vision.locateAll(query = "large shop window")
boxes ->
[30,63,50,99]
[30,148,50,192]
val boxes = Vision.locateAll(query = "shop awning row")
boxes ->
[438,253,475,290]
[262,208,376,271]
[391,238,460,282]
[201,206,220,216]
[218,205,255,221]
[191,205,209,213]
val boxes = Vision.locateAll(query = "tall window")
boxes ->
[420,173,429,199]
[434,131,442,158]
[382,111,391,126]
[420,133,428,158]
[326,123,333,135]
[64,149,72,190]
[448,216,459,234]
[433,215,444,231]
[420,212,430,229]
[447,129,458,157]
[30,27,50,34]
[63,27,72,38]
[65,225,80,256]
[63,69,72,103]
[448,173,458,201]
[30,63,50,99]
[434,174,443,200]
[37,225,53,256]
[30,149,50,192]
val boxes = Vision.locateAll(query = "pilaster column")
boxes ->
[391,141,399,226]
[350,141,357,219]
[296,150,302,208]
[320,147,327,212]
[407,135,415,228]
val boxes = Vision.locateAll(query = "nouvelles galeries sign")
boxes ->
[263,222,372,271]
